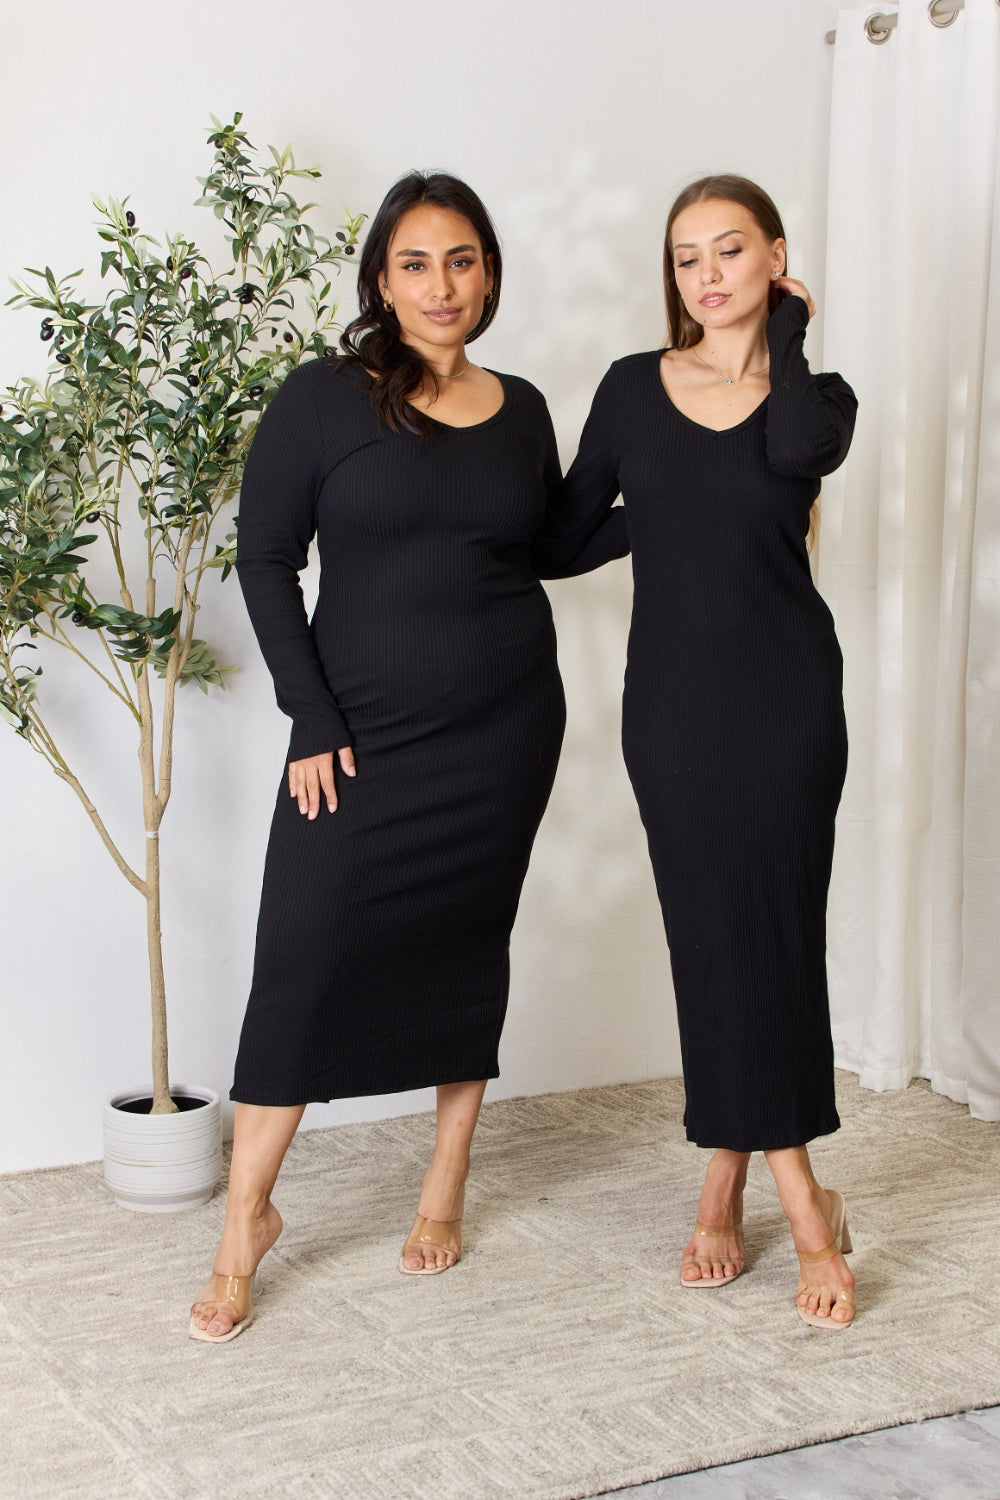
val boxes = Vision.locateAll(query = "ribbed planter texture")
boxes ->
[103,1085,222,1212]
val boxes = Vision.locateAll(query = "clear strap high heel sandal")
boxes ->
[680,1221,745,1288]
[188,1268,262,1343]
[795,1188,855,1330]
[399,1216,463,1276]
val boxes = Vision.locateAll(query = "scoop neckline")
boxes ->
[654,351,768,436]
[419,372,509,432]
[356,364,510,433]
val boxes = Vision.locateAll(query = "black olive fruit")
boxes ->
[235,283,258,304]
[248,384,264,398]
[345,244,355,256]
[86,511,100,523]
[125,210,136,227]
[40,321,55,341]
[166,256,174,272]
[283,331,294,343]
[71,611,86,623]
[56,352,71,364]
[180,267,193,280]
[187,374,199,387]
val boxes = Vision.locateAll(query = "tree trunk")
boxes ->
[146,828,176,1114]
[135,593,176,1117]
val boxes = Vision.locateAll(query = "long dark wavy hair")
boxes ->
[663,174,787,349]
[337,171,502,435]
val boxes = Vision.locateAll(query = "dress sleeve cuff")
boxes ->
[288,709,353,762]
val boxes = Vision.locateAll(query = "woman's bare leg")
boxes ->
[764,1144,855,1324]
[680,1147,751,1283]
[190,1101,305,1336]
[402,1079,488,1272]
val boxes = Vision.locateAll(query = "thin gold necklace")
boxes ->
[692,350,769,386]
[440,361,472,379]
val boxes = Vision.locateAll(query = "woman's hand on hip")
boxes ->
[773,276,816,319]
[288,747,356,819]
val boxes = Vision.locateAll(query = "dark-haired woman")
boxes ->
[189,173,625,1341]
[552,176,859,1328]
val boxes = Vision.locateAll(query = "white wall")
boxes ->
[0,0,839,1170]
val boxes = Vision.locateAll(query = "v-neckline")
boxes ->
[655,352,768,436]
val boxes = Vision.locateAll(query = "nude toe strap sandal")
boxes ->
[680,1220,745,1288]
[399,1216,463,1276]
[795,1189,855,1330]
[188,1269,261,1343]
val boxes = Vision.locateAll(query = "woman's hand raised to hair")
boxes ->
[288,748,356,819]
[773,276,816,320]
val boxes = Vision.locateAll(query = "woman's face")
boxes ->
[670,199,784,333]
[378,204,493,356]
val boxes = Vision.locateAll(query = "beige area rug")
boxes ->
[2,1073,999,1500]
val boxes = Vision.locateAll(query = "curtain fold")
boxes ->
[819,0,1000,1118]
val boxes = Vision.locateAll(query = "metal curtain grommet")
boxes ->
[865,11,897,43]
[928,0,960,25]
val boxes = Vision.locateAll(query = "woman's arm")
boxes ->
[765,294,858,479]
[536,506,628,580]
[236,367,354,768]
[530,369,629,579]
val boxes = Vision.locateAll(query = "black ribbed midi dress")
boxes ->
[231,359,626,1105]
[553,296,858,1151]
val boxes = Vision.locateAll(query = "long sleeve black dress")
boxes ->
[231,360,626,1105]
[554,296,857,1151]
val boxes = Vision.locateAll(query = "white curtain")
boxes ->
[819,0,1000,1119]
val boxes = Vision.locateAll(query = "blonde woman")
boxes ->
[551,175,859,1328]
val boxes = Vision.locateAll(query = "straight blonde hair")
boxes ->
[663,175,818,549]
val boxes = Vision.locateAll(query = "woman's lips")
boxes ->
[424,308,461,323]
[699,293,730,308]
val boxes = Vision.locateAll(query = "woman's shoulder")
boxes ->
[483,371,559,433]
[607,350,663,379]
[582,352,661,416]
[583,352,663,401]
[487,369,548,407]
[252,356,382,467]
[276,354,370,405]
[272,355,382,435]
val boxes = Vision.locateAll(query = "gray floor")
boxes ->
[595,1407,1000,1499]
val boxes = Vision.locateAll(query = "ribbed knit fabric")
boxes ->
[560,295,858,1150]
[232,361,627,1104]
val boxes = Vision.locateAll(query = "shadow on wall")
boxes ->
[494,148,666,434]
[505,563,679,1090]
[489,152,679,1089]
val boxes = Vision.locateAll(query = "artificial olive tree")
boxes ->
[0,115,362,1112]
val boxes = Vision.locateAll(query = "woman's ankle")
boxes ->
[697,1152,748,1217]
[418,1162,467,1220]
[222,1190,274,1222]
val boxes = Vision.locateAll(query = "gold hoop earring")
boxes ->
[484,289,493,303]
[383,298,394,313]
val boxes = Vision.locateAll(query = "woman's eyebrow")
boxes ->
[393,243,478,258]
[673,229,747,250]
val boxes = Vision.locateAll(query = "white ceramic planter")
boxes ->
[103,1084,223,1212]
